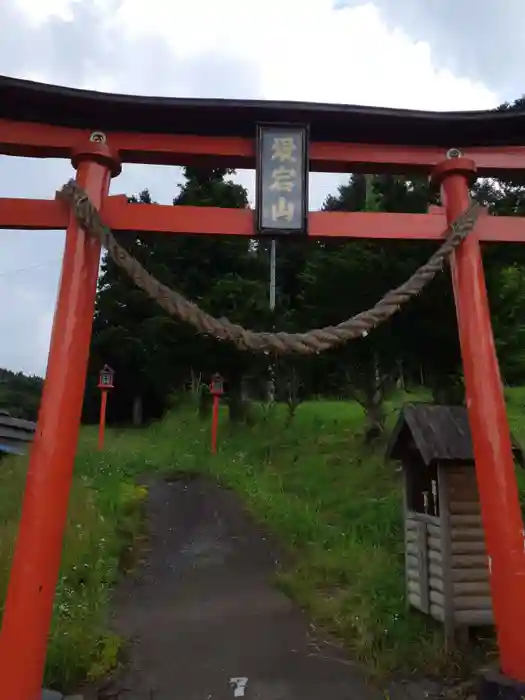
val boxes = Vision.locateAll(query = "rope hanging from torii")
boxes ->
[57,179,480,356]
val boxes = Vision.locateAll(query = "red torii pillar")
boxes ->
[433,157,525,685]
[0,137,121,700]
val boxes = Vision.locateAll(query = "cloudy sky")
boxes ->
[0,0,519,376]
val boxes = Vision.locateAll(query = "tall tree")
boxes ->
[297,173,458,434]
[87,168,268,424]
[85,118,525,427]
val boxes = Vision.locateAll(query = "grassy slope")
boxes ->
[0,446,147,691]
[1,390,524,692]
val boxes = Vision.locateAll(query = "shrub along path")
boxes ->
[81,473,445,700]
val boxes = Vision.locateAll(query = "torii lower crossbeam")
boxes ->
[2,195,525,242]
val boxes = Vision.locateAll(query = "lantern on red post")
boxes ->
[97,364,114,450]
[209,373,224,454]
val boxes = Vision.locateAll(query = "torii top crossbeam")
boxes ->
[1,75,525,242]
[2,74,525,151]
[2,76,525,700]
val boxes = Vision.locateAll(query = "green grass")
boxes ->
[1,390,525,691]
[0,448,148,692]
[506,387,525,501]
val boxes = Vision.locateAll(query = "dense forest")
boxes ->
[4,98,525,433]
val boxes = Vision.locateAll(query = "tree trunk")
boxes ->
[132,394,143,426]
[198,388,212,420]
[363,395,385,443]
[227,369,249,423]
[431,376,465,405]
[284,367,302,426]
[228,378,244,423]
[190,369,202,398]
[397,359,405,390]
[346,363,388,443]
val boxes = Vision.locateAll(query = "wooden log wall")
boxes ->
[427,518,445,623]
[406,513,436,615]
[446,466,493,626]
[405,466,493,630]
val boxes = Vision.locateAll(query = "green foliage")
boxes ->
[294,174,460,425]
[0,447,148,693]
[86,168,269,424]
[0,367,42,420]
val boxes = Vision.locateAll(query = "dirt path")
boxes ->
[85,476,443,700]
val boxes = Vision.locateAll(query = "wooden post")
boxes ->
[0,137,120,700]
[211,394,219,454]
[433,156,525,681]
[209,374,223,455]
[97,365,114,451]
[98,389,108,450]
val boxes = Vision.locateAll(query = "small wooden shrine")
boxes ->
[386,403,523,643]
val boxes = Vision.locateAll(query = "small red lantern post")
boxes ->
[97,364,114,450]
[209,373,224,454]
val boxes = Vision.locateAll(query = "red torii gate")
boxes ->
[1,76,525,699]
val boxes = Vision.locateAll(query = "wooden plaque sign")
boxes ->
[255,124,309,235]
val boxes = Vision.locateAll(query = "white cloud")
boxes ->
[13,0,77,24]
[336,0,525,101]
[0,0,501,375]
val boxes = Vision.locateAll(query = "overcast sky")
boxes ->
[0,0,519,377]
